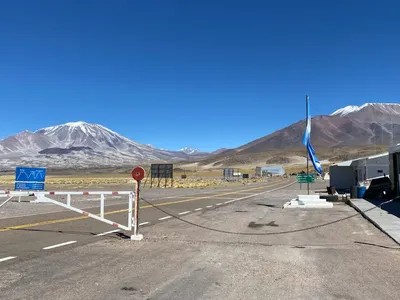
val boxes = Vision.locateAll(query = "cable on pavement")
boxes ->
[140,196,396,236]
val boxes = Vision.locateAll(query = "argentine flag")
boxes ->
[302,97,323,175]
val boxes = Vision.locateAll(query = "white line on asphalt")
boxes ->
[206,205,213,208]
[224,181,296,203]
[43,241,77,250]
[178,211,191,215]
[96,229,120,236]
[194,208,203,211]
[216,203,223,206]
[0,256,16,263]
[224,200,235,204]
[159,216,172,220]
[139,222,150,226]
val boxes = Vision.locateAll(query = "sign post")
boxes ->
[131,166,145,241]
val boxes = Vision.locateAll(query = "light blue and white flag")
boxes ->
[302,97,323,175]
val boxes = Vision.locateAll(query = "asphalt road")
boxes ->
[0,178,293,264]
[2,179,400,300]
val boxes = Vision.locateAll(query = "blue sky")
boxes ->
[1,0,399,151]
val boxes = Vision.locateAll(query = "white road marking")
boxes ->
[206,205,213,208]
[194,208,203,211]
[139,222,150,226]
[178,211,191,215]
[159,216,172,220]
[224,181,296,203]
[0,256,16,263]
[96,229,120,236]
[224,200,235,204]
[216,203,223,206]
[43,241,77,250]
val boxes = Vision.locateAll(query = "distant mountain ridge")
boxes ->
[0,121,209,170]
[330,103,400,117]
[237,103,400,152]
[200,102,400,167]
[2,103,399,170]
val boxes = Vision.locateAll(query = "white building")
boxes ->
[255,165,285,177]
[329,152,389,192]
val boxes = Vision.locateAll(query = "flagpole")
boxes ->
[306,95,310,195]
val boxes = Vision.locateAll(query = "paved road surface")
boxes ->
[0,178,293,263]
[1,179,400,300]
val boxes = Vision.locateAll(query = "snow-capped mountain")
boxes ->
[199,102,400,167]
[220,102,400,153]
[35,121,160,158]
[331,103,400,117]
[0,121,210,169]
[330,105,363,116]
[180,147,199,155]
[0,130,54,154]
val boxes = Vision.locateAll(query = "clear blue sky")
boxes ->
[1,0,399,151]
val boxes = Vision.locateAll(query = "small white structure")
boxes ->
[389,144,400,196]
[255,165,285,177]
[284,195,333,208]
[329,152,389,192]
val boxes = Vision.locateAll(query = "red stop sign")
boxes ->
[131,166,145,181]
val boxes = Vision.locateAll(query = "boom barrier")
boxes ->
[0,190,141,240]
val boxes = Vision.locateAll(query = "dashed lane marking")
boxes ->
[178,211,191,215]
[194,208,203,211]
[139,222,150,226]
[95,229,120,236]
[159,216,172,220]
[0,256,16,263]
[43,241,77,250]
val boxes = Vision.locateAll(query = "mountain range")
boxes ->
[198,103,400,167]
[1,103,399,170]
[0,122,208,170]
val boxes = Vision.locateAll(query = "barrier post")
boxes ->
[128,192,133,230]
[131,166,145,241]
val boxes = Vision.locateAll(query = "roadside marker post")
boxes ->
[131,166,145,241]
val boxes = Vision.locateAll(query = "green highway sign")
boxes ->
[296,174,315,183]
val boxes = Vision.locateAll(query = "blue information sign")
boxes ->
[14,167,47,191]
[15,182,45,191]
